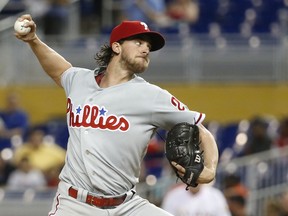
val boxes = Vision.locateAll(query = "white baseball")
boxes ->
[14,19,31,35]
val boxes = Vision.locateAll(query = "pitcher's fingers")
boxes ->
[18,14,33,21]
[171,161,186,173]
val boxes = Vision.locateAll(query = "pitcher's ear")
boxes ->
[111,42,121,54]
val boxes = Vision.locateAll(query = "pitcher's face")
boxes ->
[119,39,151,74]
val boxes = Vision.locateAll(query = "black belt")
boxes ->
[68,187,127,208]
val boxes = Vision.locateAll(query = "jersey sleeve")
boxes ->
[151,88,205,130]
[60,67,93,95]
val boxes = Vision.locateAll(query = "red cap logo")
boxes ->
[110,21,165,52]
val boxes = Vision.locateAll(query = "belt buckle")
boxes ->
[89,196,95,206]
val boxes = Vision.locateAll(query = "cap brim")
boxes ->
[135,31,165,52]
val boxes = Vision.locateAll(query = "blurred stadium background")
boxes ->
[0,0,288,215]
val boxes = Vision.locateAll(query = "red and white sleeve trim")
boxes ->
[194,113,206,125]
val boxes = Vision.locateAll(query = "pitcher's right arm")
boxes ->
[14,14,72,87]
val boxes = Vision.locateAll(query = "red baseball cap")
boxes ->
[110,21,165,52]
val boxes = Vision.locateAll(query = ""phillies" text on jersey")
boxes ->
[66,98,130,131]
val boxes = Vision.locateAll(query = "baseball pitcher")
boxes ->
[14,14,219,216]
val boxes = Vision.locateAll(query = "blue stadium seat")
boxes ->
[189,0,288,34]
[217,122,239,156]
[190,0,219,33]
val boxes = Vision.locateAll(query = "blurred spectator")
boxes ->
[0,155,15,187]
[222,174,248,198]
[222,174,249,216]
[22,0,49,20]
[79,0,102,34]
[161,183,231,215]
[279,189,288,216]
[275,117,288,148]
[0,92,29,149]
[226,195,248,216]
[265,199,285,216]
[43,0,70,36]
[122,0,173,28]
[7,157,46,190]
[13,127,66,187]
[144,129,166,178]
[242,116,272,156]
[166,0,199,24]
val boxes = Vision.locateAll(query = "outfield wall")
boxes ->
[1,83,287,125]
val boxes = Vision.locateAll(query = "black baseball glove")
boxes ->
[165,122,204,189]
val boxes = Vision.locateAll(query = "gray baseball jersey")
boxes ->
[59,66,205,196]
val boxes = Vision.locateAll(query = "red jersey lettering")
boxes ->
[66,98,130,131]
[171,96,185,111]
